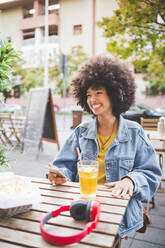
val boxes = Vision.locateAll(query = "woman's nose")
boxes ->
[90,94,97,102]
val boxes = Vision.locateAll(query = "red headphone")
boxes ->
[40,198,101,246]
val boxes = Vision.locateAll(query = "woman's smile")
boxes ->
[87,87,112,116]
[91,103,102,111]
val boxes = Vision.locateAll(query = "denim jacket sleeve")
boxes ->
[124,127,162,202]
[52,128,80,182]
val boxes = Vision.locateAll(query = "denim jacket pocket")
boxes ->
[79,139,98,160]
[105,160,118,182]
[119,159,134,179]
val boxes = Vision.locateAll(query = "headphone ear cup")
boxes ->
[85,200,93,221]
[70,199,88,221]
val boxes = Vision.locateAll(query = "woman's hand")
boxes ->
[47,164,68,185]
[104,177,134,198]
[48,172,67,185]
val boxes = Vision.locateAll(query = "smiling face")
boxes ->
[86,87,113,117]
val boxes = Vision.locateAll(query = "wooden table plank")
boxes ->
[0,215,119,236]
[32,181,130,199]
[0,226,98,248]
[15,209,122,226]
[32,202,126,215]
[39,188,129,204]
[40,194,128,208]
[0,222,114,248]
[0,226,55,248]
[0,241,27,248]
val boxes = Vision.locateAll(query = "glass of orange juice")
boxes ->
[78,160,99,198]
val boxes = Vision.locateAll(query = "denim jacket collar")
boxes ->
[80,115,131,143]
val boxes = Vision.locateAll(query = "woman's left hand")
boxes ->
[104,177,134,198]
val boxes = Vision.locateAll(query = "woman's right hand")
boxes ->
[48,172,67,185]
[47,164,68,185]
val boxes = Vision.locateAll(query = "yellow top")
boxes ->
[97,130,117,185]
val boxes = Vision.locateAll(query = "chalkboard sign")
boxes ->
[22,88,59,155]
[42,89,59,148]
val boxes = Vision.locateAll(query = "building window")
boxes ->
[23,29,35,40]
[73,25,82,35]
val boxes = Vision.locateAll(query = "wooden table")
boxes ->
[0,177,130,248]
[145,130,165,141]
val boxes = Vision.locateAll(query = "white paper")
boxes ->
[0,172,40,209]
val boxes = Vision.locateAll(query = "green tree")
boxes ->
[68,45,88,77]
[21,67,44,92]
[98,0,165,95]
[50,45,88,96]
[0,40,23,102]
[19,46,88,95]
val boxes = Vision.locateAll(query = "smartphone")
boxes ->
[46,165,66,178]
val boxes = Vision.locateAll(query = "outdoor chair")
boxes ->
[140,117,165,212]
[140,117,159,131]
[0,113,25,146]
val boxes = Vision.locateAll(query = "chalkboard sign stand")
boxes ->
[22,88,60,158]
[42,89,60,150]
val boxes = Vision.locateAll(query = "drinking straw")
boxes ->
[76,147,91,196]
[76,147,83,165]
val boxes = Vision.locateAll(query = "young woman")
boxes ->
[48,56,162,238]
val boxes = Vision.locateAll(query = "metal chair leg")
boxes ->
[158,153,163,189]
[151,196,155,208]
[113,235,121,248]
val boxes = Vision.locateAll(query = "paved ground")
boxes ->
[2,113,165,248]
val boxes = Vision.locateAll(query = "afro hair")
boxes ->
[71,56,136,117]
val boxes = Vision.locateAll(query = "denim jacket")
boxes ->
[53,115,162,238]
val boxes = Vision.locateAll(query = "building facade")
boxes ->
[60,0,118,56]
[0,0,118,67]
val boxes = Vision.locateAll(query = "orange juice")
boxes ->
[78,160,98,198]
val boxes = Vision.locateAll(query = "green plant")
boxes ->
[21,67,44,92]
[0,40,21,93]
[0,39,21,168]
[0,148,12,171]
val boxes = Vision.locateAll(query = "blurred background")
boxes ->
[0,1,165,248]
[0,0,164,113]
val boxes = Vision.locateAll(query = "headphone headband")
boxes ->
[40,201,100,246]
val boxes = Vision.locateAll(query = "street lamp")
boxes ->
[44,0,49,88]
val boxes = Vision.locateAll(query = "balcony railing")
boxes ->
[21,43,59,68]
[22,35,58,46]
[19,13,59,30]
